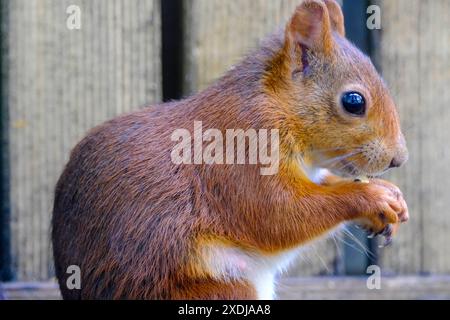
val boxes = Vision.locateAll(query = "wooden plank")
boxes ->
[277,276,450,300]
[418,0,450,274]
[1,282,61,300]
[182,0,342,276]
[375,0,450,274]
[373,0,423,275]
[182,0,300,94]
[4,0,161,281]
[3,276,450,300]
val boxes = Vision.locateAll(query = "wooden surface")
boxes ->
[0,282,61,300]
[4,0,161,281]
[182,0,300,94]
[2,0,449,282]
[2,277,450,300]
[277,276,450,300]
[374,0,450,274]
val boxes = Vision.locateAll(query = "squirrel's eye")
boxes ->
[341,92,366,116]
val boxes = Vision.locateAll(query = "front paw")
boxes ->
[354,180,409,246]
[370,179,409,223]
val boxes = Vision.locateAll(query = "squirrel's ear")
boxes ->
[286,0,334,57]
[323,0,345,37]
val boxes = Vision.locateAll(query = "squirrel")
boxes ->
[52,0,409,300]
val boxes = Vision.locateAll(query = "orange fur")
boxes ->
[52,0,408,300]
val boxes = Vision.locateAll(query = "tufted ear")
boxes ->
[286,0,333,51]
[285,0,335,72]
[323,0,345,37]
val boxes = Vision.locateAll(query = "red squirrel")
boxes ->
[52,0,409,300]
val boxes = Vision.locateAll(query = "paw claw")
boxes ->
[380,236,393,248]
[382,224,393,237]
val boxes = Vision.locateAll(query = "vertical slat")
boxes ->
[182,0,341,276]
[375,0,423,275]
[418,0,450,274]
[376,0,450,274]
[0,0,13,281]
[183,0,301,94]
[5,0,161,281]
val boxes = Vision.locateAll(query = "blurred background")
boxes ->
[0,0,449,299]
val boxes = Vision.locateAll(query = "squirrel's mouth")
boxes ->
[302,151,386,180]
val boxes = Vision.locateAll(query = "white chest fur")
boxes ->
[304,167,329,184]
[200,244,302,300]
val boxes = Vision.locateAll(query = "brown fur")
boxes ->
[52,0,408,300]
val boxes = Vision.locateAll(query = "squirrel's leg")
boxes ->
[320,173,409,224]
[217,176,408,253]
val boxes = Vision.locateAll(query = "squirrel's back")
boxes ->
[52,105,195,299]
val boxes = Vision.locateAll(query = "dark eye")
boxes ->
[341,92,366,116]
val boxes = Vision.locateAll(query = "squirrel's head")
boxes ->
[270,0,408,178]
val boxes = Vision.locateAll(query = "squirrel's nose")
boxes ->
[389,158,402,168]
[389,151,409,169]
[389,135,409,169]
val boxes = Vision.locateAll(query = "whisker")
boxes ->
[361,157,373,176]
[310,244,331,274]
[334,232,368,257]
[332,159,357,173]
[341,226,376,260]
[318,150,363,167]
[331,233,343,257]
[310,146,348,153]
